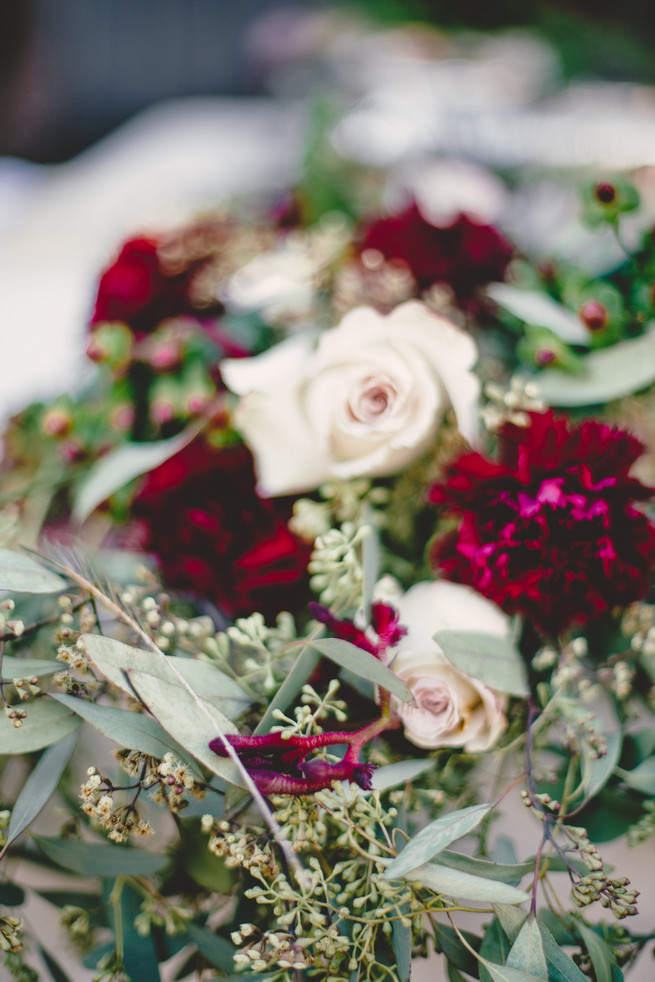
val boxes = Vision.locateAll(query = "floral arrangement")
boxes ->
[3,127,655,982]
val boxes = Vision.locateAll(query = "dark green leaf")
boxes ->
[2,732,77,857]
[187,924,236,971]
[33,835,169,877]
[392,904,411,982]
[484,965,548,982]
[0,549,67,593]
[0,698,81,754]
[106,880,161,982]
[309,638,412,702]
[39,946,73,982]
[480,919,511,982]
[180,821,233,893]
[577,923,614,982]
[539,923,587,982]
[0,883,25,906]
[434,923,480,978]
[434,631,529,696]
[383,803,491,879]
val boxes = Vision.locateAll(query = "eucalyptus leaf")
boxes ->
[0,698,81,754]
[254,647,320,735]
[493,904,528,944]
[539,923,587,982]
[73,427,199,524]
[582,730,621,801]
[486,283,590,345]
[361,512,380,618]
[506,919,548,980]
[169,658,250,719]
[2,732,77,858]
[309,638,412,702]
[383,803,491,879]
[0,883,25,906]
[406,861,529,904]
[370,759,434,791]
[480,920,511,982]
[187,923,236,971]
[434,631,529,697]
[39,945,73,982]
[392,904,411,982]
[0,549,66,594]
[1,657,64,678]
[434,923,481,978]
[577,923,614,982]
[439,851,534,885]
[530,330,655,406]
[484,964,547,982]
[50,694,202,779]
[33,835,169,876]
[616,757,655,795]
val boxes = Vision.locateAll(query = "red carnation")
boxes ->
[429,411,655,636]
[358,201,513,308]
[132,438,310,619]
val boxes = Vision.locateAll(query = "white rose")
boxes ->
[221,300,480,496]
[390,581,509,752]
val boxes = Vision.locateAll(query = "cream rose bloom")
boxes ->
[390,581,509,752]
[221,301,480,496]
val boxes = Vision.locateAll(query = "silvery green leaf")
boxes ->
[530,330,655,406]
[309,638,412,702]
[434,631,529,697]
[1,732,77,858]
[370,759,435,791]
[361,511,380,618]
[506,919,548,980]
[539,923,587,982]
[33,834,168,877]
[582,730,621,801]
[616,757,655,795]
[169,658,250,719]
[0,698,81,754]
[483,965,547,982]
[50,694,202,779]
[493,904,528,943]
[486,283,590,345]
[392,904,411,982]
[407,862,529,904]
[383,803,491,879]
[577,923,614,982]
[0,549,66,594]
[439,851,534,885]
[1,657,63,678]
[73,427,198,524]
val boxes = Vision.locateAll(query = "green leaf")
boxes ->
[0,698,81,754]
[392,904,411,982]
[434,631,529,697]
[480,919,511,982]
[434,923,481,978]
[33,835,169,877]
[39,946,73,982]
[616,756,655,795]
[180,820,233,893]
[361,510,380,618]
[582,731,622,801]
[577,923,614,982]
[187,923,236,971]
[50,694,202,778]
[107,880,161,982]
[254,646,319,735]
[0,549,66,593]
[406,861,529,904]
[439,851,534,885]
[506,919,548,980]
[73,427,199,524]
[370,759,434,791]
[539,923,587,982]
[0,883,25,906]
[383,803,491,879]
[484,965,548,982]
[2,732,77,858]
[167,658,250,719]
[486,284,591,346]
[1,657,64,678]
[493,904,528,943]
[308,638,412,702]
[531,330,655,406]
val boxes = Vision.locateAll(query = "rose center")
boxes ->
[348,376,397,423]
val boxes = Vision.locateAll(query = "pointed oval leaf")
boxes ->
[0,698,81,754]
[408,861,529,904]
[1,657,64,678]
[2,732,77,857]
[50,694,202,778]
[371,759,435,791]
[73,427,199,524]
[434,631,528,697]
[486,284,590,345]
[539,924,588,982]
[493,904,528,944]
[383,803,491,880]
[582,730,622,801]
[33,834,169,877]
[484,965,547,982]
[577,923,613,982]
[617,756,655,795]
[439,851,534,885]
[531,330,655,406]
[0,549,66,593]
[309,638,412,702]
[392,904,411,982]
[506,919,548,980]
[186,923,236,972]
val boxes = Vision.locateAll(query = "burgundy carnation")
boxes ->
[429,411,655,636]
[358,201,513,308]
[132,438,310,619]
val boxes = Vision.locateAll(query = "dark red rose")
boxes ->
[132,438,310,619]
[358,201,513,308]
[90,236,194,336]
[429,411,655,636]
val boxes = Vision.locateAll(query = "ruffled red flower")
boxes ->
[131,438,310,619]
[429,411,655,636]
[358,201,513,308]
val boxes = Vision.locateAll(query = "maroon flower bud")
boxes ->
[594,183,617,205]
[535,348,556,366]
[579,300,608,332]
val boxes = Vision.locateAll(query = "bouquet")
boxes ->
[2,117,655,982]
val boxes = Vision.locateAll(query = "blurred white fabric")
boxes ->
[0,96,305,427]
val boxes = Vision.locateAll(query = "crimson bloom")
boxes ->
[358,201,513,308]
[132,438,310,619]
[429,411,655,636]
